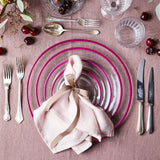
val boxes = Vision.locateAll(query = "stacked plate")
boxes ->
[27,39,132,128]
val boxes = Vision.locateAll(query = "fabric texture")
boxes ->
[33,55,114,154]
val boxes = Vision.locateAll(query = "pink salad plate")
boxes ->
[27,39,132,129]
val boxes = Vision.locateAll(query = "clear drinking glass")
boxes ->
[100,0,133,20]
[115,17,145,48]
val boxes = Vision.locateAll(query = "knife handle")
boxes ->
[147,104,153,133]
[137,102,144,135]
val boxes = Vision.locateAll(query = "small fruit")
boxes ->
[146,38,154,47]
[21,26,30,34]
[0,47,5,55]
[24,37,35,45]
[146,47,154,55]
[134,8,150,21]
[141,12,149,21]
[58,5,66,15]
[30,28,40,36]
[56,0,73,15]
[157,49,160,56]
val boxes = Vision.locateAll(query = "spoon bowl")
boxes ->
[42,23,100,36]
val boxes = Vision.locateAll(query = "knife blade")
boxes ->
[137,59,145,135]
[147,67,154,133]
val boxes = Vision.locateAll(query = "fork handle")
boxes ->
[15,80,23,124]
[46,17,77,23]
[4,86,11,121]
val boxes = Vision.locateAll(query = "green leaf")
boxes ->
[148,0,153,2]
[20,14,33,22]
[0,14,6,19]
[23,10,36,18]
[17,0,24,12]
[0,18,8,29]
[0,3,8,18]
[156,3,160,21]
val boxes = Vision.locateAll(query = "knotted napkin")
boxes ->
[33,55,114,154]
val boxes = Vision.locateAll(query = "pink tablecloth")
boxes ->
[0,0,160,159]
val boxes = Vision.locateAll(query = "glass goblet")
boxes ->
[100,0,133,20]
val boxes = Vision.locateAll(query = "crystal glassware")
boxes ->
[100,0,133,20]
[115,17,145,48]
[40,0,86,17]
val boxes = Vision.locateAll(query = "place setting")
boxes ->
[26,0,135,154]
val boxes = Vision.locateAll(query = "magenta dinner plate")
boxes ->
[27,39,132,129]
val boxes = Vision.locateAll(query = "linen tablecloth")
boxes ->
[0,0,160,159]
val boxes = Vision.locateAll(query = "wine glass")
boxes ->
[100,0,133,20]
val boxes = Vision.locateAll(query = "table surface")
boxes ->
[0,0,160,160]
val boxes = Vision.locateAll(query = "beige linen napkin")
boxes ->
[33,55,114,154]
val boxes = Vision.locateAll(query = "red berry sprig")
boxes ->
[145,38,156,55]
[55,0,73,15]
[24,37,35,45]
[145,37,160,56]
[21,25,41,36]
[134,7,151,21]
[17,25,41,48]
[146,38,155,47]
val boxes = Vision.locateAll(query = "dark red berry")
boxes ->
[24,37,35,45]
[146,38,154,47]
[141,12,149,21]
[21,26,30,34]
[30,28,40,36]
[157,49,160,56]
[58,5,66,15]
[0,47,5,55]
[65,1,72,9]
[146,47,154,55]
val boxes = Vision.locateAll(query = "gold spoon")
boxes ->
[42,23,100,36]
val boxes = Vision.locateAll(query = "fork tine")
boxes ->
[7,65,10,79]
[8,65,11,78]
[3,64,11,79]
[16,57,24,74]
[6,65,9,78]
[83,20,100,27]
